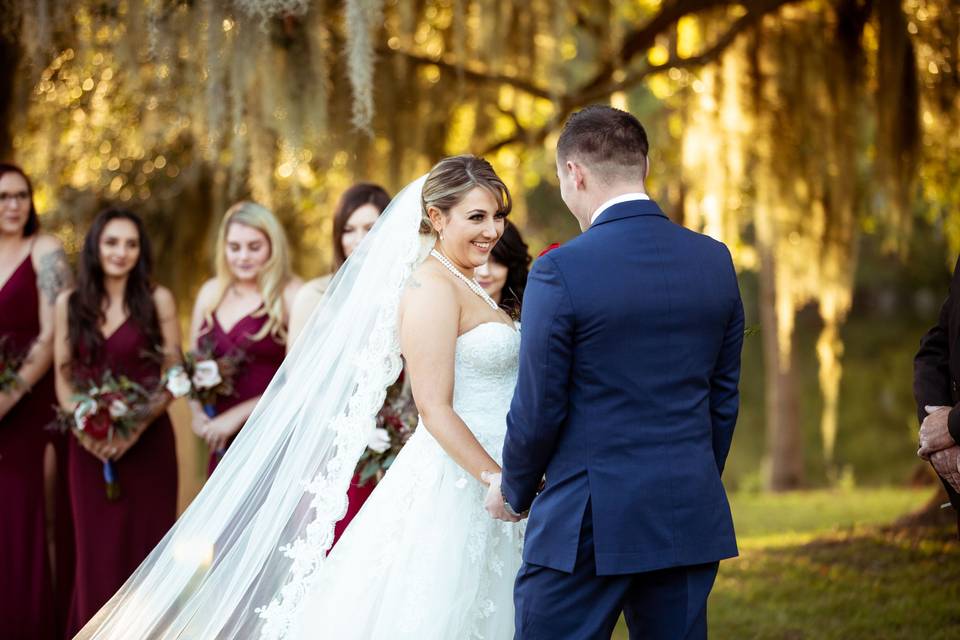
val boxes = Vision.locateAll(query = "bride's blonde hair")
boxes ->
[419,155,512,235]
[204,201,293,342]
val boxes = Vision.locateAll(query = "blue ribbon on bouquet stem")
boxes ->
[103,460,119,501]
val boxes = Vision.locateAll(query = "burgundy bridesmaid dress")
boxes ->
[66,317,178,636]
[201,307,285,476]
[334,476,376,546]
[0,255,60,640]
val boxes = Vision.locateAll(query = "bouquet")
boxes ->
[54,371,148,501]
[356,373,419,486]
[163,343,243,461]
[163,344,243,417]
[0,336,26,393]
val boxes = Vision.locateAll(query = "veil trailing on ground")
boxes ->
[76,176,432,639]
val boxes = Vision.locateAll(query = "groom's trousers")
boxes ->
[513,500,719,640]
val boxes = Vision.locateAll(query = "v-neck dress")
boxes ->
[199,306,285,475]
[66,316,178,636]
[0,254,64,640]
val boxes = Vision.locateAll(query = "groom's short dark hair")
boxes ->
[556,106,649,182]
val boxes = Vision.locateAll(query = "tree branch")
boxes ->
[378,45,555,101]
[579,7,769,105]
[480,0,801,156]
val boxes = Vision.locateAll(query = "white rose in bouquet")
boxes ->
[366,427,392,454]
[108,399,130,419]
[73,398,98,430]
[192,360,222,389]
[165,366,192,398]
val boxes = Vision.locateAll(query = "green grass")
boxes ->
[612,488,959,639]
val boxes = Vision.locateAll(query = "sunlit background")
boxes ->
[2,1,959,635]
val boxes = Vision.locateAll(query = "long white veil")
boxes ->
[76,175,432,639]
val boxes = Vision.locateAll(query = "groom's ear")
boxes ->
[568,160,587,191]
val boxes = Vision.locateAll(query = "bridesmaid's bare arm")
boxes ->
[0,235,73,420]
[287,278,325,352]
[135,287,183,425]
[53,289,77,412]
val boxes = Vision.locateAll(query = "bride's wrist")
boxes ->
[479,469,501,485]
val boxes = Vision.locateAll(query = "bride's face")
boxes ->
[432,186,506,269]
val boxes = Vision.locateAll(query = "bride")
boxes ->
[76,155,526,639]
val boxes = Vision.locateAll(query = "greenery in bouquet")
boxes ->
[55,370,148,440]
[0,336,26,393]
[53,370,149,501]
[356,374,419,487]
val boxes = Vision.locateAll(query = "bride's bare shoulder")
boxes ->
[405,260,455,295]
[400,261,458,318]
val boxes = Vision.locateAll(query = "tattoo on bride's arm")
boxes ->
[38,248,73,304]
[408,276,422,289]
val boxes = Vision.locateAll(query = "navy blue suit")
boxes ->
[501,199,743,639]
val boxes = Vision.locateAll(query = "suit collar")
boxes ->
[590,199,668,228]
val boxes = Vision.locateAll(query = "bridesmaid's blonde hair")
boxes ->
[204,201,292,342]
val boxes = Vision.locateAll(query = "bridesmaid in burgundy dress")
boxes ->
[287,183,415,545]
[53,209,182,636]
[0,164,74,640]
[189,202,301,476]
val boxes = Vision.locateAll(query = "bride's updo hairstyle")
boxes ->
[419,154,512,235]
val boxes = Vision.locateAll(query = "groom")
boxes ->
[487,106,744,639]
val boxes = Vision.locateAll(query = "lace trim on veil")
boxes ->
[256,233,431,640]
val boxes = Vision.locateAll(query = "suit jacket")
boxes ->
[501,199,744,576]
[913,255,960,520]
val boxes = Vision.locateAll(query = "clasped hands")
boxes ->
[75,424,144,462]
[918,405,960,492]
[481,471,526,523]
[191,404,235,451]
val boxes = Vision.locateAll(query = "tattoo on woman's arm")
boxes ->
[38,248,72,304]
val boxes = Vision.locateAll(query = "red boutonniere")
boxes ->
[538,243,561,257]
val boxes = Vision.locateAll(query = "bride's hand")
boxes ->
[481,471,523,522]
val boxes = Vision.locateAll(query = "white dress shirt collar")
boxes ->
[589,192,650,225]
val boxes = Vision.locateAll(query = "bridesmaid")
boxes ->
[0,164,73,640]
[287,182,390,340]
[190,202,301,475]
[53,209,181,635]
[475,220,531,318]
[288,183,415,546]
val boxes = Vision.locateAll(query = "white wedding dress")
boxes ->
[73,176,525,640]
[285,321,524,639]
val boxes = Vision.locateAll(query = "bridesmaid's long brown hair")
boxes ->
[68,209,162,377]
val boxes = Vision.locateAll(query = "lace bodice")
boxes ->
[449,322,520,445]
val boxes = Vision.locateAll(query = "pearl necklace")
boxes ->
[430,249,500,311]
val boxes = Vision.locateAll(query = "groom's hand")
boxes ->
[918,405,956,460]
[481,471,523,523]
[930,446,960,493]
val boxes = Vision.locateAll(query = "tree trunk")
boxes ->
[759,244,805,490]
[0,29,21,161]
